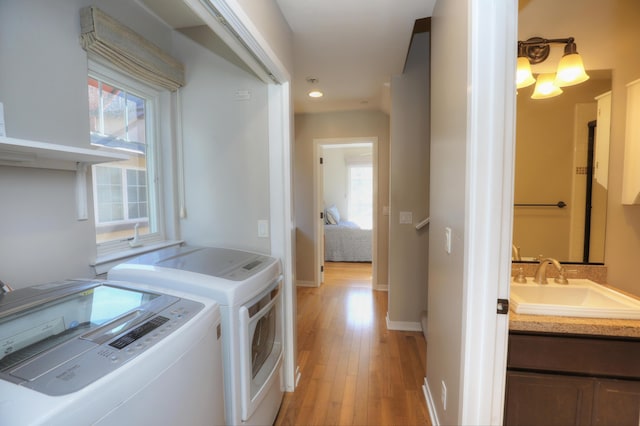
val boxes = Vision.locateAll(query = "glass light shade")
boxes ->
[308,90,323,98]
[554,53,590,87]
[531,73,563,99]
[516,57,536,88]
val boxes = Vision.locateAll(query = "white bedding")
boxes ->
[324,221,372,262]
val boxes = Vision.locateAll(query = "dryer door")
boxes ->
[238,277,283,421]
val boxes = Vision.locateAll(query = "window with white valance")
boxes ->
[79,5,177,258]
[80,6,185,91]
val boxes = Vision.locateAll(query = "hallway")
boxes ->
[275,262,431,425]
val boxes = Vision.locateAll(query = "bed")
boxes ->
[324,220,372,262]
[323,205,372,262]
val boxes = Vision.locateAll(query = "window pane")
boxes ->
[94,166,124,223]
[126,93,146,145]
[88,78,101,135]
[127,170,148,220]
[126,169,138,186]
[102,86,127,139]
[89,73,157,245]
[348,165,373,229]
[89,80,146,154]
[138,187,147,202]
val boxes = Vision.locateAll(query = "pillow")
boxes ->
[325,205,340,225]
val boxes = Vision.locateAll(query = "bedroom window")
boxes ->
[88,62,163,250]
[347,164,373,229]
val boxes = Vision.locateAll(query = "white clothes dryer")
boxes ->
[0,278,225,426]
[108,245,284,426]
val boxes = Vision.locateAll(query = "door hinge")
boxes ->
[320,157,323,164]
[321,265,324,272]
[497,298,509,315]
[320,211,324,219]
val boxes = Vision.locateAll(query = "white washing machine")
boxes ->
[0,278,225,426]
[108,245,284,426]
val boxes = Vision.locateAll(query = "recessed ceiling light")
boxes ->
[308,90,323,98]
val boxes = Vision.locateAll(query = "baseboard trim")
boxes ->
[420,310,428,340]
[385,313,422,331]
[296,280,316,287]
[423,377,440,426]
[374,283,388,291]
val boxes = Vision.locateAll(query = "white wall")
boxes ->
[0,0,277,288]
[427,1,468,423]
[174,32,271,253]
[0,0,176,288]
[427,0,517,423]
[388,32,430,326]
[322,148,348,217]
[0,167,95,288]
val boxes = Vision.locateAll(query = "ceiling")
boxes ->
[275,0,434,114]
[139,0,434,114]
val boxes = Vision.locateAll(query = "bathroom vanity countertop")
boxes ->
[509,284,640,339]
[509,312,640,338]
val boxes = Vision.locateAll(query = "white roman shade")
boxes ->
[80,6,185,91]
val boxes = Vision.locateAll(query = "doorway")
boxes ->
[313,137,378,288]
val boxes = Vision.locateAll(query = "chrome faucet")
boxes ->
[512,244,522,261]
[533,258,569,285]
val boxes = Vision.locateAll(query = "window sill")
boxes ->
[91,239,184,275]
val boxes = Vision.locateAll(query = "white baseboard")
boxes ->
[420,310,428,340]
[423,377,440,426]
[373,283,388,291]
[296,280,316,287]
[385,313,422,331]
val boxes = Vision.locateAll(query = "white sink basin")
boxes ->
[510,278,640,319]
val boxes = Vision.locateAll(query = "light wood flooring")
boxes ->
[275,262,431,426]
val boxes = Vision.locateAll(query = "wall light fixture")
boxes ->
[517,37,590,99]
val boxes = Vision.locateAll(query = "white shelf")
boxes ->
[0,136,129,170]
[0,136,130,220]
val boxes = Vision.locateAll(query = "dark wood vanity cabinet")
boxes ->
[504,332,640,426]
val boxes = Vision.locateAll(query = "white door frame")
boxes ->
[459,0,516,424]
[313,137,379,288]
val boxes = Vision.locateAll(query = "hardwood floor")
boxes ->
[275,262,431,425]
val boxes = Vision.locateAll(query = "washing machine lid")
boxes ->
[111,246,282,306]
[0,279,204,395]
[125,246,274,281]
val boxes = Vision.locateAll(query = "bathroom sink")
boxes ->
[510,278,640,319]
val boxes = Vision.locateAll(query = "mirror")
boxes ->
[513,71,612,263]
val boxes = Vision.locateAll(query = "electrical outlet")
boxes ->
[441,380,447,410]
[258,219,269,238]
